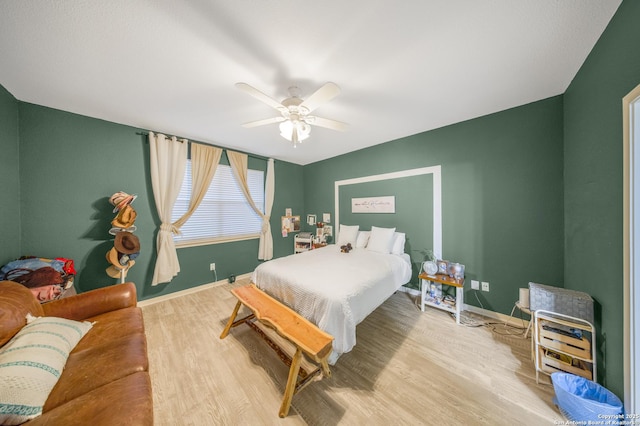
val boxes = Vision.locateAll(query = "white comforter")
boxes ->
[251,245,412,364]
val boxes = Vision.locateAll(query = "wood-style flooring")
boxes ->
[141,278,564,425]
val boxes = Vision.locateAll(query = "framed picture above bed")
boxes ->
[351,196,395,213]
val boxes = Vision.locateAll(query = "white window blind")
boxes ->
[172,162,265,246]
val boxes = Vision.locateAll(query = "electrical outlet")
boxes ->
[209,263,216,271]
[481,281,490,292]
[471,280,480,290]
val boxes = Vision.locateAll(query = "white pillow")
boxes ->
[0,314,92,425]
[355,231,371,248]
[366,226,396,254]
[337,225,359,246]
[391,232,406,255]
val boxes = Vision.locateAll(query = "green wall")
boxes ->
[304,96,565,316]
[563,0,639,397]
[0,85,20,263]
[12,102,303,300]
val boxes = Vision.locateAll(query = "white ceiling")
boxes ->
[0,1,621,165]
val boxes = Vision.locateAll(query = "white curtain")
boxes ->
[149,134,222,285]
[174,143,222,229]
[228,151,275,260]
[149,132,187,285]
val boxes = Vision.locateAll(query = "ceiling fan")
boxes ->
[236,82,348,147]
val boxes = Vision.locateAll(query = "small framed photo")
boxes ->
[323,213,331,223]
[285,208,292,217]
[307,214,316,226]
[323,225,333,237]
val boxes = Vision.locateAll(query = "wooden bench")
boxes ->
[220,284,334,417]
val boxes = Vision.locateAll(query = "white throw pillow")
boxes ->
[0,315,92,425]
[355,231,371,248]
[391,232,406,255]
[337,225,359,246]
[366,226,396,254]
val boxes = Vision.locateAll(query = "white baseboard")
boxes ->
[464,303,530,328]
[398,285,421,297]
[398,285,530,328]
[138,273,252,307]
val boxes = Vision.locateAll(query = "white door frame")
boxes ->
[334,165,442,258]
[623,83,640,413]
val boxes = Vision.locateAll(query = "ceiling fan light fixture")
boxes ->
[237,82,346,148]
[279,119,311,145]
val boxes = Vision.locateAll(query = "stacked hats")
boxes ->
[106,192,140,280]
[109,191,138,234]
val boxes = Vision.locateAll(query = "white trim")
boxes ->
[334,166,443,258]
[624,83,640,414]
[137,273,253,307]
[463,304,530,329]
[397,285,421,297]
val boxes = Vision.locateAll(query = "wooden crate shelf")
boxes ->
[533,309,596,384]
[537,347,593,380]
[538,322,591,359]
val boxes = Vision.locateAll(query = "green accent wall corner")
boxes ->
[0,85,20,263]
[563,0,640,398]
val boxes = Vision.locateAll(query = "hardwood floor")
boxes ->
[142,279,564,425]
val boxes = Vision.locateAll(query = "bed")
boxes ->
[251,230,412,364]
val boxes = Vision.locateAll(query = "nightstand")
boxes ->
[418,272,464,325]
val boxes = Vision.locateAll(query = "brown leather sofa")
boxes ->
[0,280,153,425]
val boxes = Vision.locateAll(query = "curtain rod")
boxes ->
[136,132,271,161]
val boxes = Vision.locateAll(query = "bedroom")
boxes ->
[0,0,637,423]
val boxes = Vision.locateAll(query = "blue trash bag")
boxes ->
[552,372,624,422]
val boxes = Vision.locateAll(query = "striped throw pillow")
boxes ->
[0,314,92,425]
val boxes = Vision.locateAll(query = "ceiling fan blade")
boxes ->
[242,116,285,128]
[299,82,341,113]
[235,82,286,112]
[306,116,349,132]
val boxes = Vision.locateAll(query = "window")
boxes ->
[172,162,265,247]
